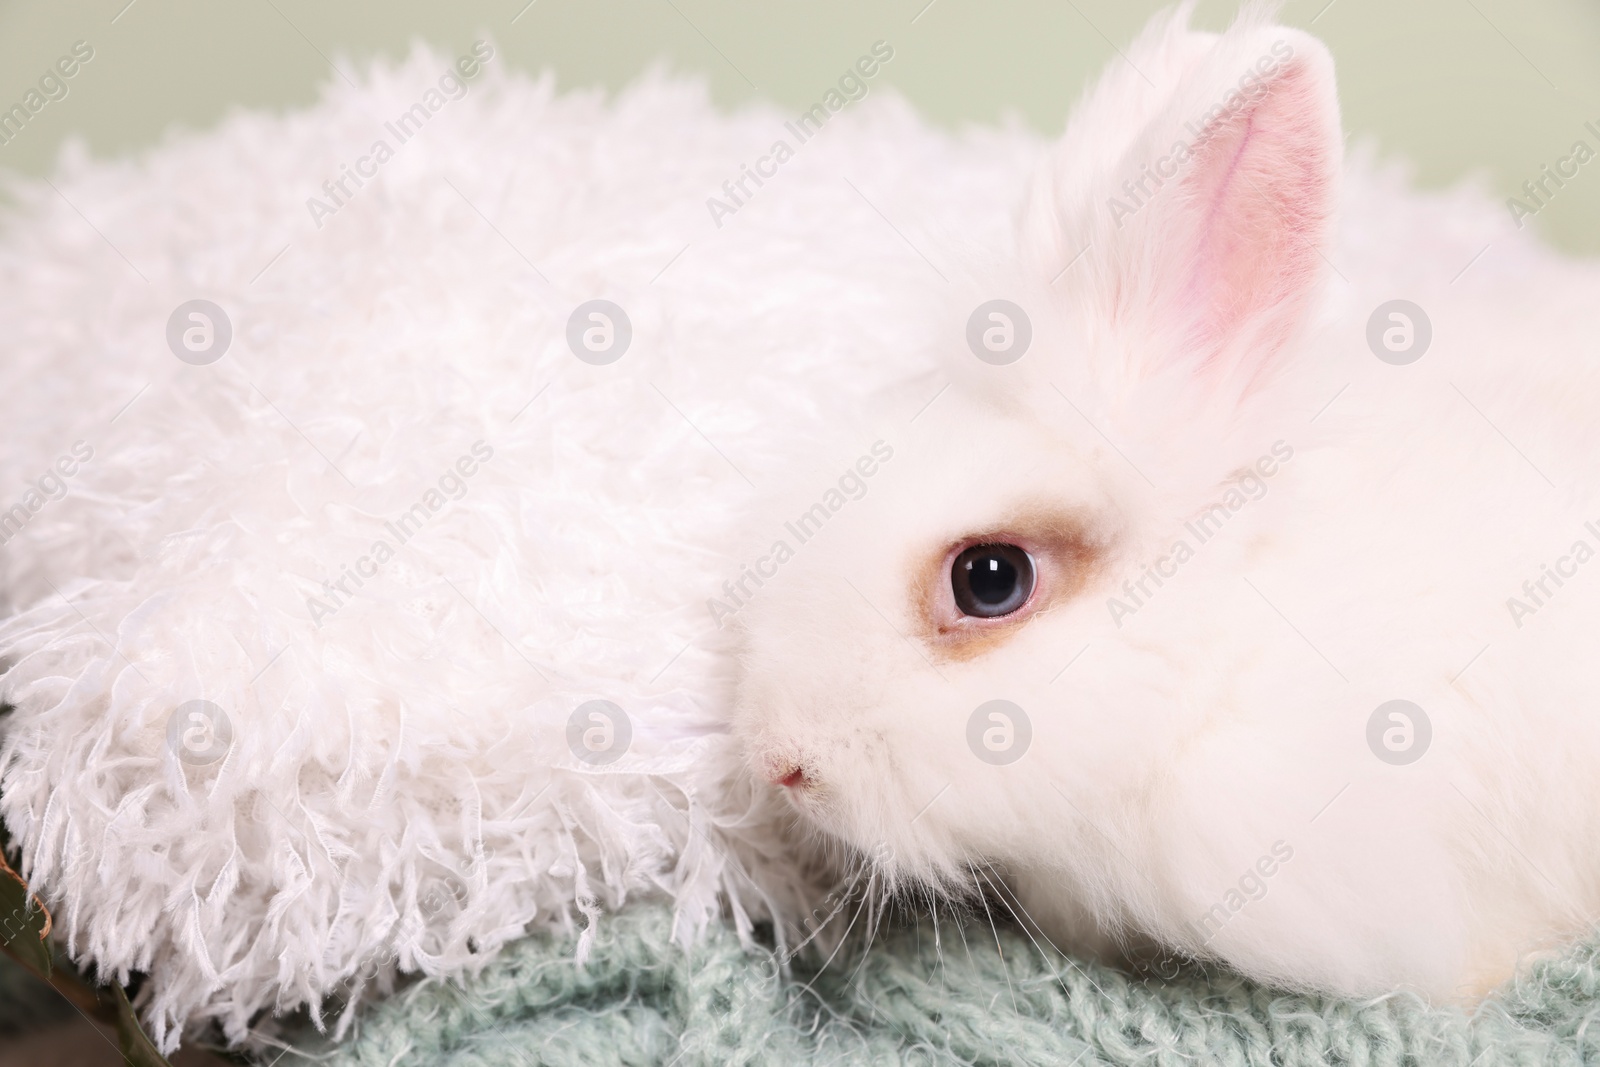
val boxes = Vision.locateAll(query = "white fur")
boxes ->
[3,7,1591,1051]
[0,48,1031,1050]
[735,8,1600,1004]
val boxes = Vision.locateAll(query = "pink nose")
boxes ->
[766,760,809,789]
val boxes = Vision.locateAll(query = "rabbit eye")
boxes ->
[951,543,1035,618]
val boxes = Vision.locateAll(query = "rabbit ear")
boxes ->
[1030,15,1341,394]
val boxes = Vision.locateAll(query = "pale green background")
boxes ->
[0,0,1596,251]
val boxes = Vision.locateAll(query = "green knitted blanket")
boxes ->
[274,903,1600,1067]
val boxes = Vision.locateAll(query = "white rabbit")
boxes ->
[1,0,1593,1047]
[733,7,1600,1001]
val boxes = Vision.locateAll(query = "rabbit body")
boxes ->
[733,10,1600,1001]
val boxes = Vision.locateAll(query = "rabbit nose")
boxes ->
[765,758,810,789]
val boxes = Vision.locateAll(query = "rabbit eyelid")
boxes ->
[912,506,1108,662]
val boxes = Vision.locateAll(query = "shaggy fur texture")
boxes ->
[1,3,1593,1056]
[0,30,1030,1054]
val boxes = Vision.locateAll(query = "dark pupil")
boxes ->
[969,554,1018,605]
[951,543,1034,618]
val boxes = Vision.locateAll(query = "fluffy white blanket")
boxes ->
[0,42,1032,1051]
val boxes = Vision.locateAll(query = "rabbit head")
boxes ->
[733,10,1343,946]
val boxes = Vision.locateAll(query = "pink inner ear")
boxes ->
[1175,58,1334,380]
